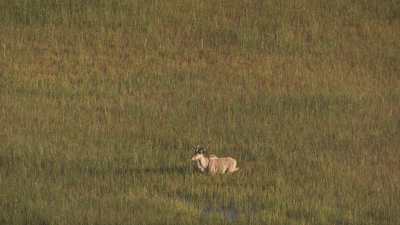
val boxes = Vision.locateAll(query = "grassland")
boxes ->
[0,0,399,224]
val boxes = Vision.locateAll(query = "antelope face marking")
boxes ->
[191,153,203,161]
[192,145,206,161]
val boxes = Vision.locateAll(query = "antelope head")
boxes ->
[191,145,206,160]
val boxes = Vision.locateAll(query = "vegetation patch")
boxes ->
[0,0,399,224]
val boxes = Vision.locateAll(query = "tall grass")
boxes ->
[0,0,399,224]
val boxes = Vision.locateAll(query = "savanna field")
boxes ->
[0,0,399,224]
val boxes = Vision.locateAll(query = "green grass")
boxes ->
[0,0,399,224]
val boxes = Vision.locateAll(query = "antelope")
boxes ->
[191,145,239,175]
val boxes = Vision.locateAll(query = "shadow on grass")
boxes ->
[136,165,193,175]
[78,163,195,177]
[2,155,196,178]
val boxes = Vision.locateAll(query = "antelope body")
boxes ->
[191,146,239,175]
